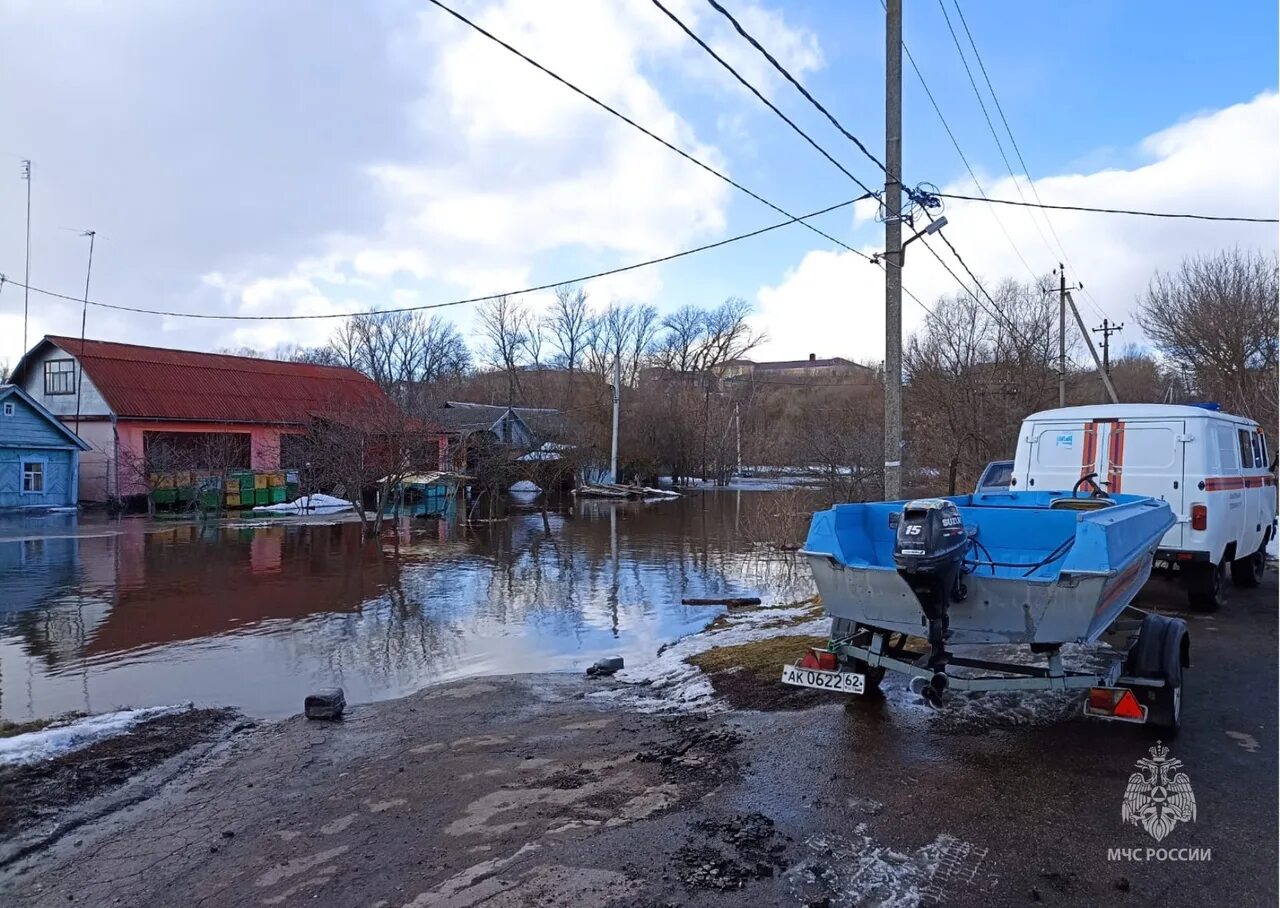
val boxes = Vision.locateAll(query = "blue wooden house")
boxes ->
[0,384,90,510]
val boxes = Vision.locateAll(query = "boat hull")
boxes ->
[802,492,1173,646]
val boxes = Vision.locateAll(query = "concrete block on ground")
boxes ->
[305,688,345,720]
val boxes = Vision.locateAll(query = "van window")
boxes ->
[1239,429,1256,469]
[1261,432,1271,468]
[1251,431,1264,469]
[1034,426,1084,469]
[1214,425,1238,472]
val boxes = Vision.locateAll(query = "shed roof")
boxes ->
[17,337,393,425]
[0,384,92,450]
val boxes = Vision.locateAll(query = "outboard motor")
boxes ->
[892,498,968,670]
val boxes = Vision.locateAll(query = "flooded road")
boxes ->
[0,492,811,722]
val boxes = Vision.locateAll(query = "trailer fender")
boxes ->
[1126,613,1190,684]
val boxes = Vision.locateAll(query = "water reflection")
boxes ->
[0,491,812,721]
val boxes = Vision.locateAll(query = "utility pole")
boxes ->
[733,402,741,478]
[1092,318,1124,376]
[1058,264,1066,407]
[74,230,96,436]
[1065,292,1119,404]
[609,356,621,483]
[21,160,31,355]
[883,0,903,501]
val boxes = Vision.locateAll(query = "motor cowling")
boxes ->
[892,498,968,670]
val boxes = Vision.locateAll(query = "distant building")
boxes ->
[719,354,877,386]
[643,353,877,389]
[10,336,405,504]
[0,384,91,511]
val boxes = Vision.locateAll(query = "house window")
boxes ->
[2,402,13,416]
[22,461,45,493]
[44,359,76,395]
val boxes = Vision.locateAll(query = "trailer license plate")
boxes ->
[780,664,865,694]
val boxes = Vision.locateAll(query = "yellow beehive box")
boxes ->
[253,473,268,489]
[225,491,242,508]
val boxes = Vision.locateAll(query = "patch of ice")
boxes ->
[508,481,541,493]
[1267,529,1278,560]
[0,705,188,766]
[252,493,353,514]
[591,603,828,713]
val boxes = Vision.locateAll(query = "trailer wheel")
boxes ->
[1125,613,1189,735]
[1230,543,1267,588]
[1186,560,1227,612]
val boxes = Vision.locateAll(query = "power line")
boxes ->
[942,0,1110,322]
[649,0,879,199]
[704,0,887,176]
[877,0,1040,282]
[935,193,1279,223]
[693,0,1012,333]
[422,0,860,260]
[3,198,873,322]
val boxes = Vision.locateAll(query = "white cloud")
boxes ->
[753,92,1280,363]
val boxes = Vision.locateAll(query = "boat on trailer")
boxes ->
[786,480,1190,730]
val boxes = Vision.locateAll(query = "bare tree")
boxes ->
[544,284,590,377]
[1137,249,1278,434]
[294,398,441,539]
[476,295,530,404]
[905,279,1063,494]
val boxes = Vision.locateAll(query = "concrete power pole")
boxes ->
[1092,318,1124,376]
[21,160,31,355]
[1058,264,1066,407]
[883,0,903,502]
[609,356,621,483]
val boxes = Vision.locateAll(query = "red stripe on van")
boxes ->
[1107,422,1125,493]
[1204,476,1245,492]
[1080,422,1098,480]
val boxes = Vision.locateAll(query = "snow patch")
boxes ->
[590,603,827,713]
[252,493,353,514]
[0,706,187,766]
[788,828,990,907]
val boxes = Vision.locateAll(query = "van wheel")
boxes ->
[1186,560,1227,612]
[1230,544,1267,588]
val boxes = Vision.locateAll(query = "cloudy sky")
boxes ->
[1,0,1276,369]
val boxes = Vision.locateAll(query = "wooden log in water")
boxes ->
[681,596,763,607]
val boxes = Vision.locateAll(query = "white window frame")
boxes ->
[21,458,47,494]
[1,402,13,417]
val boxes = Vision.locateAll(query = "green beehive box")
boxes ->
[235,472,255,492]
[177,486,195,503]
[151,488,178,506]
[285,482,299,500]
[200,489,222,509]
[254,487,269,506]
[269,486,287,504]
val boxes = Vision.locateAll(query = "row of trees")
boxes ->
[223,247,1275,509]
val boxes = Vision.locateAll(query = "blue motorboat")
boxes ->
[803,489,1175,647]
[787,486,1189,728]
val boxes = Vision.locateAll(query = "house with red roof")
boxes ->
[10,336,439,504]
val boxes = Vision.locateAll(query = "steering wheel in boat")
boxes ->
[1072,472,1108,499]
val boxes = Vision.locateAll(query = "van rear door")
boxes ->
[1023,419,1106,492]
[1108,420,1185,549]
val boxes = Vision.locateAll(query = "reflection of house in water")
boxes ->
[0,526,113,669]
[1,521,402,667]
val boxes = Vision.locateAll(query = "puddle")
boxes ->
[0,493,813,722]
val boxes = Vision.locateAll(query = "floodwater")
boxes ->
[0,492,814,722]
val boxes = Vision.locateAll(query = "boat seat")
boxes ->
[1049,497,1115,511]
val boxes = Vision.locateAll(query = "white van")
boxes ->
[1011,404,1275,611]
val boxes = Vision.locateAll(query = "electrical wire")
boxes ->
[0,198,872,321]
[649,0,880,200]
[694,0,1020,337]
[422,0,860,260]
[703,0,887,176]
[935,193,1278,223]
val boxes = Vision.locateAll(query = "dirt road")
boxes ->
[2,575,1274,907]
